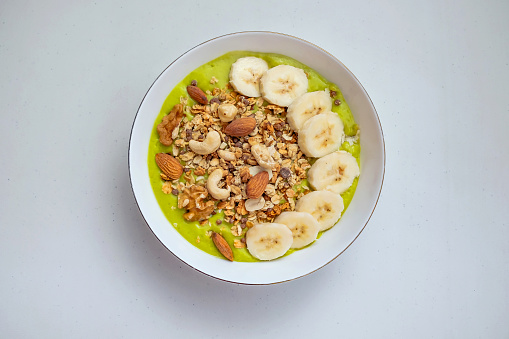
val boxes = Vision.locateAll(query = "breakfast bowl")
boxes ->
[129,31,385,284]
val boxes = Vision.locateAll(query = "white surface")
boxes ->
[1,0,508,337]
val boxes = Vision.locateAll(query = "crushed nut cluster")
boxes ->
[159,81,312,240]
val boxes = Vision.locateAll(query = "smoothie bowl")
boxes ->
[129,32,384,284]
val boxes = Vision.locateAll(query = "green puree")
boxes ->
[148,51,360,262]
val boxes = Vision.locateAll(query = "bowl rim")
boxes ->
[128,31,386,285]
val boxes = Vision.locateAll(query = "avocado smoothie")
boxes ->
[148,51,360,262]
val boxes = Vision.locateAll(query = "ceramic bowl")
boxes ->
[129,31,385,284]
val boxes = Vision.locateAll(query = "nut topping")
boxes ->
[211,232,234,261]
[155,153,183,180]
[187,85,208,105]
[157,104,184,146]
[246,171,269,199]
[224,117,257,137]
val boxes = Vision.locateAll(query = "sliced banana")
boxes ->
[259,65,308,107]
[287,90,332,131]
[307,151,360,194]
[275,212,320,249]
[245,223,293,260]
[229,57,269,98]
[295,191,344,231]
[298,112,345,158]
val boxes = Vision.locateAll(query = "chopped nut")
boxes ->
[236,200,248,215]
[233,239,246,248]
[178,185,215,221]
[210,158,220,167]
[239,166,252,183]
[180,152,195,162]
[217,201,228,210]
[157,104,184,146]
[162,182,173,194]
[218,150,236,161]
[231,225,242,237]
[230,185,242,195]
[194,166,206,176]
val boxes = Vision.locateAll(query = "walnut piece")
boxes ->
[177,185,215,221]
[157,104,184,146]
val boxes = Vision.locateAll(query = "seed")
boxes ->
[191,80,197,86]
[280,167,291,178]
[242,98,249,105]
[240,223,246,229]
[334,99,341,106]
[330,90,337,98]
[198,134,205,141]
[275,131,282,138]
[210,97,220,104]
[216,219,222,225]
[171,189,178,196]
[241,217,247,223]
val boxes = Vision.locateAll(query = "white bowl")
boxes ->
[129,31,385,284]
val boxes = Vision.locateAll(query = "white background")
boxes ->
[1,0,508,338]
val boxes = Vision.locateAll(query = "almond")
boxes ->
[224,117,257,137]
[186,85,208,105]
[246,171,269,199]
[155,153,183,180]
[211,232,234,261]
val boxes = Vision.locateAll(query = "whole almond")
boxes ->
[224,117,257,137]
[211,232,234,261]
[155,153,183,180]
[186,85,208,105]
[246,171,269,199]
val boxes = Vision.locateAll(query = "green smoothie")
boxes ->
[148,51,360,262]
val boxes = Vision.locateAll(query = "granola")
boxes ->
[159,81,311,232]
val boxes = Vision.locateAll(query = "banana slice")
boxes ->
[245,223,293,260]
[295,191,344,231]
[307,151,360,194]
[287,90,332,131]
[275,212,320,249]
[259,65,308,107]
[298,112,345,158]
[229,57,269,98]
